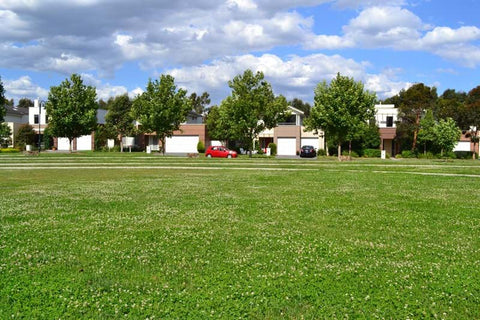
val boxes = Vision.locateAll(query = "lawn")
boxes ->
[1,154,479,318]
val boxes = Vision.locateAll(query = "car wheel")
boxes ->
[207,154,212,158]
[227,154,232,158]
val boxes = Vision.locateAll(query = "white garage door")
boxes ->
[76,135,92,151]
[57,137,71,151]
[453,141,470,152]
[165,136,199,153]
[277,138,297,156]
[301,138,319,149]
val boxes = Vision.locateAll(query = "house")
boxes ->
[4,105,29,147]
[375,104,398,156]
[258,106,324,156]
[141,110,209,153]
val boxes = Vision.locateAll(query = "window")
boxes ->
[386,116,393,127]
[34,114,39,124]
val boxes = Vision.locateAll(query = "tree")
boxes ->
[15,124,36,150]
[18,98,34,109]
[306,73,376,160]
[417,109,436,155]
[392,83,437,152]
[0,76,6,123]
[465,86,480,159]
[189,92,210,114]
[435,89,468,129]
[219,70,288,157]
[0,123,11,148]
[289,98,312,117]
[45,74,98,152]
[434,118,461,157]
[105,94,134,152]
[206,105,231,143]
[132,75,191,155]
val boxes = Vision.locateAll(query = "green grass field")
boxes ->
[1,153,479,318]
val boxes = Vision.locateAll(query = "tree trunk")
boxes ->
[337,143,341,161]
[119,134,123,153]
[69,138,73,153]
[412,112,421,151]
[161,136,166,155]
[348,141,352,156]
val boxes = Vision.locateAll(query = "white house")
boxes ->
[375,104,398,155]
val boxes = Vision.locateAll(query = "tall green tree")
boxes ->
[206,105,230,143]
[465,86,480,159]
[219,70,288,157]
[46,74,98,152]
[306,73,376,160]
[132,75,191,155]
[390,83,437,152]
[434,118,461,157]
[18,98,34,109]
[435,89,468,129]
[289,98,312,117]
[189,92,210,114]
[0,76,6,123]
[105,94,134,152]
[417,109,436,155]
[14,124,36,150]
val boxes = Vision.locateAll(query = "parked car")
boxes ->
[300,145,316,158]
[205,146,238,158]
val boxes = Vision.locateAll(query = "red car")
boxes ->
[205,146,238,158]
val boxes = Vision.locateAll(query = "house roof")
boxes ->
[287,105,305,115]
[5,105,29,116]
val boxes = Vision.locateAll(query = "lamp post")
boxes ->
[38,100,45,154]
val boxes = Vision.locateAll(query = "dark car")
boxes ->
[205,146,238,158]
[300,145,316,158]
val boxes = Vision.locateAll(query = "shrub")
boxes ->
[15,124,36,150]
[401,150,416,158]
[418,152,435,159]
[454,151,475,159]
[363,148,381,158]
[267,143,277,156]
[0,148,20,153]
[197,140,205,153]
[316,149,327,156]
[444,151,457,159]
[342,150,359,157]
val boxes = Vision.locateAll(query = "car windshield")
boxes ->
[302,146,313,150]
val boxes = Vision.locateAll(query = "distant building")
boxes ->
[375,104,398,156]
[4,105,29,147]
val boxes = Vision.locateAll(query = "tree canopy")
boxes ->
[45,74,98,152]
[132,75,191,154]
[0,76,6,123]
[105,94,134,151]
[306,73,376,160]
[434,118,461,156]
[18,98,34,109]
[289,98,312,117]
[219,69,288,156]
[189,92,210,115]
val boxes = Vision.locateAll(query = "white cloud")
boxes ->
[3,76,49,101]
[168,53,409,104]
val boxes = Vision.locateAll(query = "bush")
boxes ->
[15,124,36,150]
[418,152,435,159]
[444,151,457,159]
[454,151,475,159]
[342,150,358,157]
[316,149,327,156]
[401,150,416,158]
[267,143,277,156]
[197,140,205,153]
[363,148,381,158]
[0,148,20,153]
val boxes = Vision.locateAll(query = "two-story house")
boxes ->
[375,104,398,156]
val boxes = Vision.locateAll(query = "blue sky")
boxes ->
[1,0,480,105]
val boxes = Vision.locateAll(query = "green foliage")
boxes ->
[0,76,6,123]
[417,109,436,154]
[394,83,437,151]
[189,92,210,114]
[401,150,416,158]
[288,98,311,117]
[46,74,98,152]
[132,75,191,155]
[0,147,20,153]
[435,89,468,129]
[105,94,134,151]
[0,123,11,148]
[306,73,376,159]
[94,125,116,151]
[219,70,288,156]
[197,140,205,153]
[418,151,435,159]
[42,126,53,150]
[316,148,327,156]
[454,151,476,159]
[206,105,230,141]
[363,148,381,158]
[434,118,461,156]
[342,150,359,157]
[14,124,36,150]
[361,121,381,149]
[267,142,277,156]
[17,98,34,109]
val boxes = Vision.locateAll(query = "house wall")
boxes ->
[274,125,302,152]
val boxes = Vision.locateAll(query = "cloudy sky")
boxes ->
[1,0,480,105]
